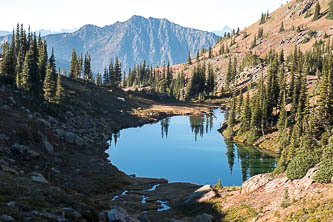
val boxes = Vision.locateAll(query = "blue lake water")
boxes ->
[107,109,277,186]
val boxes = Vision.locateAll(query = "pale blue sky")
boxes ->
[1,0,287,32]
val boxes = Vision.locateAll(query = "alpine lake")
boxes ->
[106,109,277,186]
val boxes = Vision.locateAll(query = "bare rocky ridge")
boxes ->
[42,15,218,72]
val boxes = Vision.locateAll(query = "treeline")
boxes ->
[124,61,215,101]
[0,24,64,104]
[68,49,122,88]
[224,39,333,183]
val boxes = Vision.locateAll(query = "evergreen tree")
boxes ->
[114,57,122,87]
[38,39,48,82]
[20,48,34,91]
[327,0,333,20]
[313,2,321,21]
[43,64,55,102]
[55,73,65,104]
[258,27,264,39]
[239,90,250,135]
[83,53,93,81]
[187,51,192,65]
[279,22,285,33]
[250,36,257,49]
[206,63,215,95]
[69,49,78,78]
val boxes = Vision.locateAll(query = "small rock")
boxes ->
[0,215,14,221]
[0,105,10,111]
[42,137,54,153]
[66,111,74,117]
[0,133,9,141]
[75,135,85,146]
[192,214,214,222]
[31,172,49,184]
[51,167,60,174]
[38,118,51,127]
[11,144,29,152]
[65,132,76,144]
[184,185,218,204]
[137,214,150,222]
[54,128,66,138]
[62,208,82,219]
[7,201,15,207]
[8,97,16,105]
[26,149,40,158]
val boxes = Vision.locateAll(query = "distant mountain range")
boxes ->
[0,16,218,72]
[0,28,78,37]
[212,26,232,37]
[42,16,218,72]
[0,31,11,37]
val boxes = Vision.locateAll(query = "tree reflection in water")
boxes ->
[226,141,277,182]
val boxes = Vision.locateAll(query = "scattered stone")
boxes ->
[184,185,218,204]
[51,167,60,174]
[41,137,54,153]
[8,97,16,105]
[0,133,9,141]
[137,214,150,222]
[0,105,10,111]
[7,201,15,207]
[26,149,40,158]
[0,215,14,221]
[117,97,126,102]
[38,118,51,127]
[11,144,29,152]
[241,173,271,194]
[192,214,214,222]
[31,172,49,184]
[62,208,82,219]
[66,111,74,117]
[65,132,76,144]
[54,128,66,138]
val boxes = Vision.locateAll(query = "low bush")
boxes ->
[314,159,333,183]
[287,152,316,180]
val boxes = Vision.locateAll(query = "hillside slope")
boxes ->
[167,0,333,92]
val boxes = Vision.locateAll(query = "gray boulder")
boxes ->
[64,132,85,146]
[192,214,214,222]
[0,105,10,111]
[65,132,76,144]
[241,173,271,194]
[0,215,14,221]
[184,185,218,204]
[42,137,54,153]
[31,172,49,184]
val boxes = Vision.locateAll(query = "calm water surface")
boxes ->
[107,109,277,186]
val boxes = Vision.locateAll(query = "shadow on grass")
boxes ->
[175,202,226,221]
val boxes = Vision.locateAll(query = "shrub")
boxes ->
[314,159,333,183]
[287,152,317,180]
[216,178,223,190]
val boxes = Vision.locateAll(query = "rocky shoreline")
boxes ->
[0,81,216,221]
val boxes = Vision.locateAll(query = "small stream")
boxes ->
[107,109,277,186]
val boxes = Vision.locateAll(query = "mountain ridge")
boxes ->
[44,15,218,72]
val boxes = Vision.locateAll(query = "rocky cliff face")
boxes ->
[43,15,218,72]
